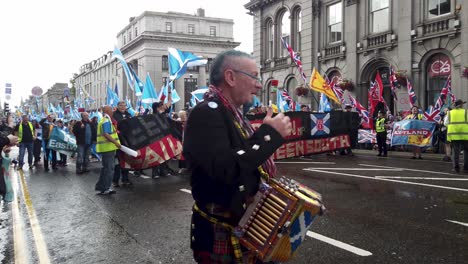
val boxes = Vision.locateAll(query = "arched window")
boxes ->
[327,70,342,84]
[286,77,298,101]
[426,54,451,107]
[279,10,291,57]
[292,7,302,51]
[265,19,274,60]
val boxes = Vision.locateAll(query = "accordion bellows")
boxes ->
[234,177,325,262]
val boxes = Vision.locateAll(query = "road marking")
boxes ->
[446,220,468,227]
[359,164,458,176]
[139,175,151,179]
[307,231,373,256]
[179,188,372,257]
[303,168,402,171]
[277,161,336,165]
[180,188,192,194]
[11,168,28,263]
[17,170,51,263]
[375,176,468,181]
[304,168,468,193]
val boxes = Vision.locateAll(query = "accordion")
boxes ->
[234,177,324,262]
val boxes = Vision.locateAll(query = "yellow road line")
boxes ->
[17,169,51,264]
[11,168,28,264]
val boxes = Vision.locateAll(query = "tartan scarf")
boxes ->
[205,85,277,178]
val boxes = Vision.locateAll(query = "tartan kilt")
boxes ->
[191,210,268,264]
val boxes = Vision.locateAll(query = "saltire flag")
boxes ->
[128,65,143,97]
[158,81,181,104]
[407,78,417,107]
[281,37,307,83]
[125,97,136,117]
[310,113,330,136]
[114,83,119,97]
[319,93,331,112]
[190,87,209,107]
[141,73,159,104]
[252,95,262,107]
[276,88,290,112]
[106,83,119,107]
[49,103,57,113]
[168,48,207,80]
[349,94,371,129]
[112,46,135,91]
[309,68,340,104]
[389,67,398,100]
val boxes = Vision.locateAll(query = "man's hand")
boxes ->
[115,142,122,149]
[3,145,11,154]
[262,108,292,138]
[7,134,19,145]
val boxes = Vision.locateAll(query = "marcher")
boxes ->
[14,115,35,170]
[73,112,96,174]
[95,106,120,195]
[0,133,18,200]
[40,114,58,171]
[445,99,468,174]
[405,106,424,159]
[32,119,42,165]
[112,101,133,186]
[56,120,68,166]
[151,94,172,178]
[183,50,292,263]
[375,111,388,157]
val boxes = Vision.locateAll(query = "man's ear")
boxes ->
[224,69,236,87]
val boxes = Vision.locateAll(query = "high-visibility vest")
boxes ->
[405,113,423,120]
[18,122,34,143]
[96,116,120,153]
[376,118,386,133]
[447,108,468,142]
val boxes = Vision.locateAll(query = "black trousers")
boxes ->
[43,140,57,169]
[376,132,387,155]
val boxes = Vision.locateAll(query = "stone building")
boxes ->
[245,0,468,113]
[74,8,239,110]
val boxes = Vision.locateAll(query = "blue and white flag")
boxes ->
[106,83,119,107]
[141,73,159,104]
[158,81,181,104]
[129,65,143,97]
[319,93,331,112]
[125,97,136,117]
[252,95,262,107]
[276,89,290,112]
[190,87,209,107]
[112,46,135,91]
[310,113,330,136]
[168,48,207,80]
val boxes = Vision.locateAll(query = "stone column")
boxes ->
[198,65,207,88]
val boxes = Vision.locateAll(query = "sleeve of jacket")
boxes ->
[0,132,10,149]
[39,118,46,127]
[184,103,284,185]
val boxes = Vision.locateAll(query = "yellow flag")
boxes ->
[309,68,340,104]
[271,104,279,113]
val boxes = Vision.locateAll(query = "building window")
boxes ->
[166,22,172,33]
[188,24,195,34]
[210,26,217,36]
[428,0,451,18]
[328,3,342,43]
[280,10,291,57]
[123,35,127,45]
[128,31,132,41]
[184,77,198,106]
[426,54,451,107]
[265,19,274,60]
[135,27,138,36]
[206,58,213,73]
[162,56,168,71]
[370,0,389,33]
[295,9,302,51]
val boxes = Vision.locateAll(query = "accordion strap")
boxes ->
[193,203,243,264]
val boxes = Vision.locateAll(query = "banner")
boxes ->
[358,129,391,144]
[391,120,436,147]
[273,135,351,160]
[47,127,78,155]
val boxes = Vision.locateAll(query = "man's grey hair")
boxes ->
[209,50,254,86]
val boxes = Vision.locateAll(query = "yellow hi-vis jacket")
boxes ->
[447,108,468,142]
[96,116,120,153]
[18,122,34,143]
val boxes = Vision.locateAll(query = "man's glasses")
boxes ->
[231,69,262,84]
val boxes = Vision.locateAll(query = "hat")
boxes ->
[454,99,466,107]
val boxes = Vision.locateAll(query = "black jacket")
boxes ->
[73,120,97,145]
[183,98,284,220]
[39,118,53,140]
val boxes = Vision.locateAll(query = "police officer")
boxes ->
[375,111,388,157]
[445,99,468,174]
[15,115,35,170]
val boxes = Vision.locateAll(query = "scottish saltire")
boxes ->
[295,102,302,111]
[309,68,340,104]
[125,98,136,117]
[168,48,207,80]
[391,120,436,147]
[141,73,159,104]
[252,95,262,107]
[190,87,209,107]
[277,88,290,112]
[406,78,417,107]
[281,37,307,82]
[289,211,315,252]
[389,67,398,100]
[319,93,331,112]
[128,65,143,97]
[112,46,135,91]
[106,84,119,107]
[158,81,181,104]
[310,113,330,136]
[350,94,371,129]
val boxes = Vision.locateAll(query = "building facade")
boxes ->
[74,8,239,111]
[245,0,468,113]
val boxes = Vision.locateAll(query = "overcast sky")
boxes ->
[0,0,253,107]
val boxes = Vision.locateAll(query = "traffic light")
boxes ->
[3,102,9,113]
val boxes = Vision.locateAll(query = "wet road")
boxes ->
[1,149,468,264]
